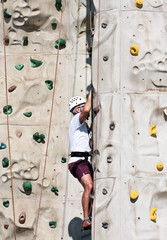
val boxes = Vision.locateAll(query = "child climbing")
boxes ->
[68,90,93,230]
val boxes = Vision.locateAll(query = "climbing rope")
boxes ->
[93,0,101,239]
[1,1,17,239]
[33,2,64,239]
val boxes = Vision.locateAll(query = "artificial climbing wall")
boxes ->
[0,0,92,239]
[92,0,167,240]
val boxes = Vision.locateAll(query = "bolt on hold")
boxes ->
[130,190,139,200]
[102,222,108,229]
[103,56,109,62]
[150,208,157,221]
[135,0,143,8]
[150,124,157,136]
[4,8,12,18]
[55,0,62,11]
[156,162,163,171]
[102,189,108,195]
[101,23,107,28]
[107,156,112,163]
[130,45,139,56]
[110,122,115,131]
[3,105,13,115]
[0,143,7,150]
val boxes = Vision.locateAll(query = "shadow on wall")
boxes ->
[68,217,91,240]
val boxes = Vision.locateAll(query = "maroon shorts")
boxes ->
[68,159,93,181]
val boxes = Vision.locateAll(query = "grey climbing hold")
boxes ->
[15,64,24,71]
[101,23,107,28]
[107,156,112,163]
[103,56,109,62]
[30,57,43,68]
[110,122,115,131]
[8,86,17,93]
[102,222,109,229]
[102,189,108,195]
[0,143,7,150]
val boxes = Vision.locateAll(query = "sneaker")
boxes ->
[82,217,91,230]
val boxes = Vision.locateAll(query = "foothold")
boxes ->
[16,130,22,138]
[102,222,108,229]
[107,156,112,163]
[150,124,157,136]
[3,105,13,115]
[110,122,115,131]
[19,211,26,224]
[55,39,66,50]
[103,56,109,62]
[51,186,59,196]
[61,157,66,163]
[102,189,108,195]
[55,0,62,11]
[23,36,28,46]
[3,200,9,208]
[135,0,143,8]
[33,132,45,143]
[150,208,157,221]
[4,224,9,229]
[30,57,43,68]
[8,85,17,93]
[163,108,167,116]
[4,8,12,18]
[49,221,57,228]
[3,0,8,2]
[130,190,139,200]
[23,182,32,191]
[23,112,32,117]
[4,36,9,45]
[0,143,7,150]
[101,23,107,28]
[15,64,24,71]
[51,22,57,29]
[45,80,53,90]
[157,162,163,171]
[2,157,9,168]
[130,45,139,56]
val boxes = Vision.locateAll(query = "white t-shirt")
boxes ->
[69,113,91,164]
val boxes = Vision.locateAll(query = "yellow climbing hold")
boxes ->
[156,162,163,171]
[150,124,157,136]
[130,190,139,200]
[135,0,143,8]
[130,45,139,56]
[150,208,157,221]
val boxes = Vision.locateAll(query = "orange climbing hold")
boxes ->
[150,124,157,136]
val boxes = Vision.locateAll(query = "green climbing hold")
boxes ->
[4,8,11,18]
[3,0,7,2]
[45,80,53,90]
[2,157,9,168]
[23,112,32,117]
[23,182,32,191]
[3,105,13,115]
[15,64,24,71]
[49,221,57,228]
[61,157,66,163]
[55,0,62,11]
[30,57,43,68]
[23,36,28,46]
[33,132,45,143]
[51,22,57,30]
[51,186,59,193]
[3,200,9,208]
[55,39,66,50]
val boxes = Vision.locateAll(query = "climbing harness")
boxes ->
[33,1,64,239]
[1,1,17,239]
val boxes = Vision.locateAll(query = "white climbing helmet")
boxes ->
[69,96,86,112]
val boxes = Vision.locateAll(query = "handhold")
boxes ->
[23,36,28,46]
[102,222,108,229]
[150,208,157,221]
[55,0,62,11]
[55,39,66,49]
[103,56,109,62]
[135,0,143,8]
[23,112,32,117]
[157,162,163,171]
[23,182,32,191]
[8,85,17,93]
[15,64,24,71]
[102,189,108,195]
[101,23,107,29]
[45,80,53,90]
[3,105,13,115]
[4,36,9,45]
[150,124,157,136]
[51,22,57,29]
[49,221,57,228]
[61,157,66,163]
[163,108,167,116]
[3,0,8,2]
[3,200,9,208]
[130,190,139,200]
[130,45,139,56]
[0,143,7,150]
[51,186,59,196]
[30,57,43,68]
[16,130,22,138]
[2,157,9,168]
[110,122,115,131]
[107,156,112,163]
[4,224,9,229]
[33,132,45,143]
[4,8,12,18]
[19,211,26,224]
